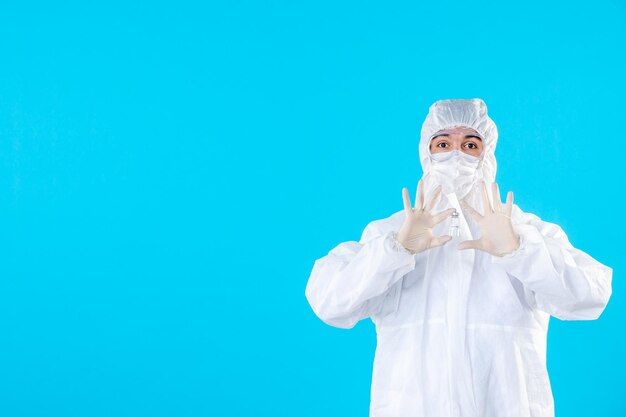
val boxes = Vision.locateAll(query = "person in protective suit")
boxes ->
[304,98,613,417]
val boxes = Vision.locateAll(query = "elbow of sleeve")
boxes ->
[549,267,613,321]
[305,282,359,330]
[550,298,610,321]
[584,265,614,320]
[588,266,613,319]
[316,313,359,329]
[305,299,359,329]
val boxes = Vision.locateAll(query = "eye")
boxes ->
[436,142,449,148]
[464,142,478,149]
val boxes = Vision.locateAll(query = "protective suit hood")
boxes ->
[418,98,499,211]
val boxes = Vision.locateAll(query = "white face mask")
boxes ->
[429,150,482,198]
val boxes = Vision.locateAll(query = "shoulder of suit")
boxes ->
[512,203,541,225]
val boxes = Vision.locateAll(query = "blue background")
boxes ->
[0,1,624,416]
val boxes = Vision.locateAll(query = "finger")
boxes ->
[429,235,452,248]
[431,207,456,225]
[505,191,514,217]
[460,199,483,222]
[457,239,483,251]
[402,187,412,215]
[416,179,425,210]
[492,182,503,212]
[425,184,442,212]
[481,181,493,213]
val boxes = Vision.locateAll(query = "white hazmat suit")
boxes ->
[304,98,613,417]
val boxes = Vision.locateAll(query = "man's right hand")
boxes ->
[396,180,456,254]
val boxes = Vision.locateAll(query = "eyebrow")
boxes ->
[432,134,482,141]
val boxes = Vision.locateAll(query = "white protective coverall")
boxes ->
[304,98,613,417]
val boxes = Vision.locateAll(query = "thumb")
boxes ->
[457,239,482,251]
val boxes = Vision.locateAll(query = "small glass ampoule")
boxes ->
[449,210,460,237]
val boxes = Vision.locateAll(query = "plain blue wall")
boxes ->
[0,1,624,416]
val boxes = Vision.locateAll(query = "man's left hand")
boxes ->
[458,181,521,257]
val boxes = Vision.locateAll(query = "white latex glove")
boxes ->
[396,179,456,254]
[458,181,521,257]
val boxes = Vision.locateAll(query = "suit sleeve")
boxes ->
[305,221,417,329]
[491,212,613,320]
